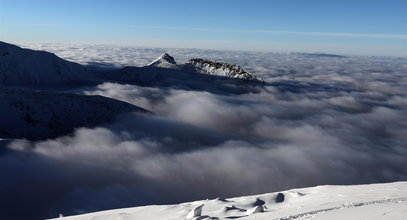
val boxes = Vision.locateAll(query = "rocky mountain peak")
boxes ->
[186,58,264,83]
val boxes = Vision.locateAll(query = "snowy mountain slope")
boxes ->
[49,181,407,220]
[0,42,99,86]
[0,87,147,140]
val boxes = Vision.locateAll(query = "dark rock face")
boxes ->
[275,193,285,203]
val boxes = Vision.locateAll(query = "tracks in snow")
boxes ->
[272,197,407,220]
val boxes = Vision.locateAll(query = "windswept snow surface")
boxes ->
[1,43,406,220]
[49,182,407,220]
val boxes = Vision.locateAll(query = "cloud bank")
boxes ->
[1,44,407,219]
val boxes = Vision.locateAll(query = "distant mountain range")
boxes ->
[0,41,264,140]
[0,41,264,86]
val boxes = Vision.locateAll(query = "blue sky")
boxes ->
[0,0,406,56]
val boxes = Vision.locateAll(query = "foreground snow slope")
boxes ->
[50,181,407,220]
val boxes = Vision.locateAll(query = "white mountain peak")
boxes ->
[148,53,177,66]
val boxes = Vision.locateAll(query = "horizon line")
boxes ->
[2,23,407,40]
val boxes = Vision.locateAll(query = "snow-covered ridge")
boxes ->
[49,181,407,220]
[0,41,98,85]
[186,58,264,83]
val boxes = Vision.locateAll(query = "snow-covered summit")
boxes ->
[148,53,177,67]
[186,58,264,83]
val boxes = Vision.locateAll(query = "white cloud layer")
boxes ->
[1,44,407,219]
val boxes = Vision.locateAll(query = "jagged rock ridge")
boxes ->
[186,58,264,82]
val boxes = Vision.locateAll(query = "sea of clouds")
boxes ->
[1,43,407,219]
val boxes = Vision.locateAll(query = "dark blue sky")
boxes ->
[1,0,406,56]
